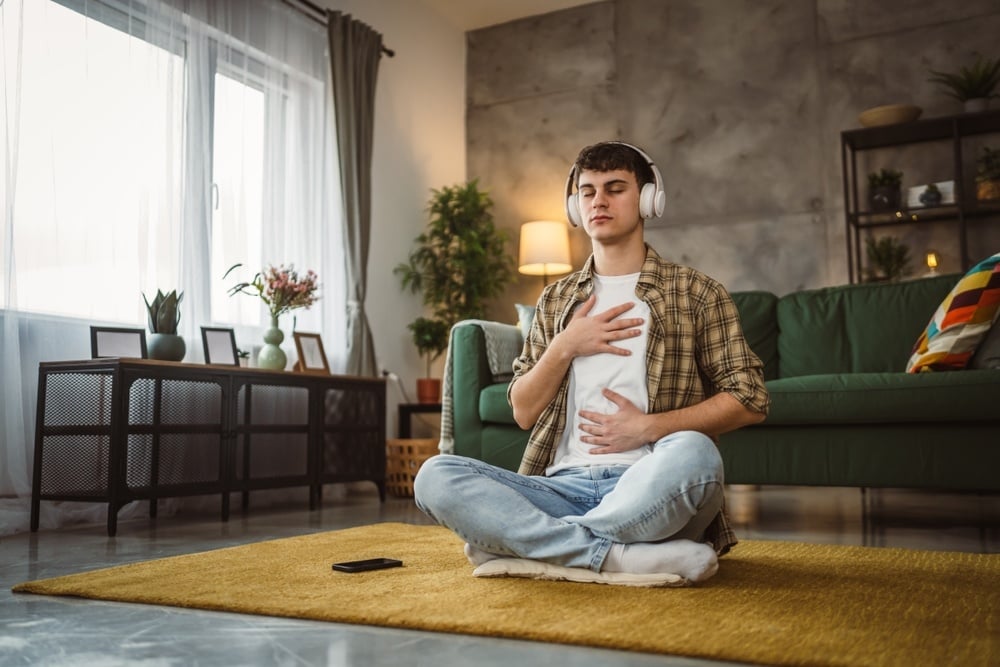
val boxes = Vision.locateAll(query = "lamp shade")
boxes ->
[518,220,572,277]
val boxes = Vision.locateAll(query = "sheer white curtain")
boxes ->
[0,0,345,535]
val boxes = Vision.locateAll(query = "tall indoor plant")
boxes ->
[395,180,515,402]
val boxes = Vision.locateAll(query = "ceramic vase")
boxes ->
[257,315,287,370]
[147,333,186,362]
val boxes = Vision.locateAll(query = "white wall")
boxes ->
[320,0,466,432]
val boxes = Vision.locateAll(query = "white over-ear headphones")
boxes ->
[564,141,666,227]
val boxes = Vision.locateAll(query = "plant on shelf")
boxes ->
[976,146,1000,201]
[865,236,911,283]
[395,180,515,402]
[142,289,186,361]
[928,55,1000,112]
[867,168,903,212]
[918,183,942,207]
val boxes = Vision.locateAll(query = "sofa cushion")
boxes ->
[480,383,517,424]
[730,291,779,381]
[970,316,1000,369]
[763,370,1000,424]
[907,253,1000,373]
[776,274,958,377]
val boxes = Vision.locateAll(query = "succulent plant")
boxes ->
[143,289,183,334]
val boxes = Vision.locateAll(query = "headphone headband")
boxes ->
[564,141,665,226]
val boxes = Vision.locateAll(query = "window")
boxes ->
[11,0,184,322]
[5,0,339,339]
[210,72,266,326]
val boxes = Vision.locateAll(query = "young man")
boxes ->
[414,141,769,583]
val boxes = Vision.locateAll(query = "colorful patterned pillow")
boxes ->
[906,253,1000,373]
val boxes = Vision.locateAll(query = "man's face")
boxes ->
[576,168,643,242]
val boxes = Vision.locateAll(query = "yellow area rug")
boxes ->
[12,522,1000,666]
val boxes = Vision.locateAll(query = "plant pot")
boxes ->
[869,185,901,212]
[147,333,186,362]
[977,179,1000,201]
[416,378,441,404]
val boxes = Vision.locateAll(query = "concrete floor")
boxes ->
[2,484,998,666]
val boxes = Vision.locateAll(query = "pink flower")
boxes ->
[226,263,320,319]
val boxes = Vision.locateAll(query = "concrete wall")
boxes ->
[468,0,1000,324]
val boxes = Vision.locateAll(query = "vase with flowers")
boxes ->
[225,263,320,370]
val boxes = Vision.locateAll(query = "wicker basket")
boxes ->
[385,438,438,498]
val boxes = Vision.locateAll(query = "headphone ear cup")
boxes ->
[639,183,656,220]
[566,194,582,227]
[653,189,666,218]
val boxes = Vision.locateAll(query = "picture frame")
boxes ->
[293,331,330,374]
[201,327,239,366]
[90,326,147,359]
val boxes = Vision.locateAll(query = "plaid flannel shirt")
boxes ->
[507,244,770,554]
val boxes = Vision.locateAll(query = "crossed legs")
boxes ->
[414,431,724,579]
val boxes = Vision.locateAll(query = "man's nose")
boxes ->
[591,190,607,207]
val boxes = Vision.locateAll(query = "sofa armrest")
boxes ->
[450,325,496,460]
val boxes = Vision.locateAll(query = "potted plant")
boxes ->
[395,180,515,402]
[865,236,911,283]
[976,146,1000,201]
[928,55,1000,113]
[918,183,942,207]
[867,169,903,212]
[407,317,451,402]
[143,289,186,361]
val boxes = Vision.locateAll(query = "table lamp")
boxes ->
[518,220,572,286]
[925,251,939,276]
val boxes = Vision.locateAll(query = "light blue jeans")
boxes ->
[413,430,724,572]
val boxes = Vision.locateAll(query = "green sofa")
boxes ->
[448,274,1000,492]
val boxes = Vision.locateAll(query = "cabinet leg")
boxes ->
[30,495,41,532]
[106,505,118,537]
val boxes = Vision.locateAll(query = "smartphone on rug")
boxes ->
[332,558,403,573]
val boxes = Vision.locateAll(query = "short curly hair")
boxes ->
[574,141,655,190]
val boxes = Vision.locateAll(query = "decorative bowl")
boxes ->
[858,104,922,128]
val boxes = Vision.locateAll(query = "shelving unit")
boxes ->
[841,109,1000,284]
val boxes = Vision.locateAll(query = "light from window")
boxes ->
[210,73,266,326]
[10,0,183,321]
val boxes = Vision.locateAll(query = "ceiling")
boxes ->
[421,0,604,31]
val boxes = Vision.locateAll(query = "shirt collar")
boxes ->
[576,244,664,294]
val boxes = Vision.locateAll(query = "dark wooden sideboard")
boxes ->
[30,359,386,536]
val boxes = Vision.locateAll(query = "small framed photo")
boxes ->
[293,331,330,374]
[90,326,147,359]
[201,327,239,366]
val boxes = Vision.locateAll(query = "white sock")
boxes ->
[464,543,502,567]
[602,539,719,582]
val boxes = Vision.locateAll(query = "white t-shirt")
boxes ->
[546,272,652,475]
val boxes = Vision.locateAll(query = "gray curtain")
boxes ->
[327,11,382,377]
